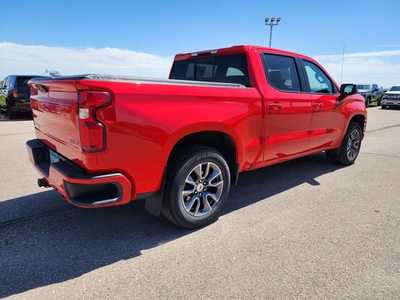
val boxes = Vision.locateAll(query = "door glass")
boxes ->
[263,54,301,92]
[7,77,14,89]
[303,61,333,94]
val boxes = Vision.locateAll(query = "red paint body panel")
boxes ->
[28,45,367,208]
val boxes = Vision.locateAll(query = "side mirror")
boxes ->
[339,83,358,101]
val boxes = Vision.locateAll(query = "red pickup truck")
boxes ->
[27,45,366,228]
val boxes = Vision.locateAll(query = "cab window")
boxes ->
[170,54,251,87]
[262,54,301,92]
[303,60,334,94]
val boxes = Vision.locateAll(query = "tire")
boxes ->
[5,99,16,119]
[162,146,231,229]
[326,122,363,166]
[6,105,15,119]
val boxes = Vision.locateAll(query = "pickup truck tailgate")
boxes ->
[30,79,81,152]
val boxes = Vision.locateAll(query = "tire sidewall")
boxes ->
[340,122,363,165]
[6,99,15,119]
[167,149,231,228]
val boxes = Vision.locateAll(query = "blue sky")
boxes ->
[1,0,398,56]
[0,0,399,86]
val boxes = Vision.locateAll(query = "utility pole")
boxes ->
[340,45,346,84]
[265,17,281,47]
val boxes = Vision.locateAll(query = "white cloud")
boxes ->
[0,42,399,88]
[0,42,171,79]
[315,50,400,88]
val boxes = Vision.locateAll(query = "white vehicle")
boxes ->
[381,86,400,109]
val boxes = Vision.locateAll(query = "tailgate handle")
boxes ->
[32,84,49,93]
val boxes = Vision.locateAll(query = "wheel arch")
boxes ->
[348,114,367,137]
[145,129,241,217]
[165,130,240,185]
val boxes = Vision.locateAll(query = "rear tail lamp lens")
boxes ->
[78,91,111,152]
[30,86,38,96]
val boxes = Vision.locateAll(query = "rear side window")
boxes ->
[303,60,334,94]
[263,54,300,92]
[170,54,251,86]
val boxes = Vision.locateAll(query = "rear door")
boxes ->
[301,59,343,149]
[261,53,313,161]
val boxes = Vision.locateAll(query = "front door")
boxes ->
[301,60,343,150]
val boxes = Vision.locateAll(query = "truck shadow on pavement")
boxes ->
[0,154,342,298]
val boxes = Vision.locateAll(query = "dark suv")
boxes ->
[0,75,44,118]
[356,84,384,107]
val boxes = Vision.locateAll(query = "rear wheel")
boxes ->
[6,105,15,119]
[162,146,231,229]
[326,122,363,166]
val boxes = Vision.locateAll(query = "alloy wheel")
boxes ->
[181,162,224,218]
[346,128,361,161]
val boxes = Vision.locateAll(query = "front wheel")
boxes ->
[326,122,363,166]
[162,146,231,229]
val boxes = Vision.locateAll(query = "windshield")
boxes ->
[356,84,371,90]
[389,86,400,91]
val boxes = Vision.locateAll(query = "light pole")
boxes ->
[265,17,281,47]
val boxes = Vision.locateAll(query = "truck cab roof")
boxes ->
[174,45,312,61]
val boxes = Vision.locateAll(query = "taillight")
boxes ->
[78,91,111,152]
[30,85,38,96]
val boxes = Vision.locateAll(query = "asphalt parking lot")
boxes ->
[0,107,399,299]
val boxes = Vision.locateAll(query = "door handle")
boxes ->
[312,102,322,112]
[268,103,282,113]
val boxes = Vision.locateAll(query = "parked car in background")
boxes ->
[381,85,400,109]
[0,75,45,118]
[26,45,367,228]
[356,84,384,107]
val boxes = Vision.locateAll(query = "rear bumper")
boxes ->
[26,139,132,208]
